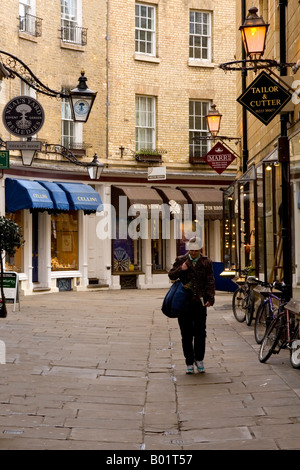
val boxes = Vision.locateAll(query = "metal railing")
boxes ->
[60,21,87,46]
[19,14,42,37]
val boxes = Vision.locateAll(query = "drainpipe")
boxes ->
[278,0,292,300]
[241,0,248,174]
[106,0,110,159]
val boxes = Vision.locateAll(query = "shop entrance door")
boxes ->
[32,212,39,282]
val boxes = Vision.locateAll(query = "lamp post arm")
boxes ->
[42,144,87,166]
[0,50,68,99]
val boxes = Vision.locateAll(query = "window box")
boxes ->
[135,151,162,163]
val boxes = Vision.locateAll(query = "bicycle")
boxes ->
[232,268,259,324]
[259,297,300,369]
[253,282,288,344]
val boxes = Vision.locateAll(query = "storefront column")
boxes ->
[77,211,88,290]
[209,219,221,262]
[0,179,5,216]
[293,182,300,286]
[140,236,151,288]
[23,210,33,294]
[37,212,51,290]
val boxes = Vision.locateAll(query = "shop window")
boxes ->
[51,211,78,271]
[5,211,24,273]
[113,219,142,273]
[223,184,238,270]
[151,219,166,272]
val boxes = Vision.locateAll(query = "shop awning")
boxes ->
[178,187,224,220]
[37,181,70,211]
[5,178,54,212]
[112,186,163,217]
[57,182,103,213]
[153,186,188,215]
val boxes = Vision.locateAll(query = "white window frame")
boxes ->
[189,11,212,63]
[19,0,37,34]
[135,3,156,56]
[189,100,210,159]
[61,0,83,44]
[135,95,156,151]
[61,97,82,149]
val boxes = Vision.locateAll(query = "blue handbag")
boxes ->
[161,280,190,318]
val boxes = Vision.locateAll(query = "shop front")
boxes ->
[109,184,224,289]
[4,177,103,294]
[222,139,299,288]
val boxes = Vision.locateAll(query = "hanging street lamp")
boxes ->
[206,104,222,136]
[87,153,105,180]
[239,6,269,60]
[69,70,97,123]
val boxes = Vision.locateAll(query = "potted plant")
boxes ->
[0,216,24,318]
[135,148,162,162]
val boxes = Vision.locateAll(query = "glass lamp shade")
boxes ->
[206,104,222,135]
[69,71,97,123]
[87,154,104,180]
[239,7,269,59]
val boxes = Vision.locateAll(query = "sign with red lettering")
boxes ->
[203,142,236,175]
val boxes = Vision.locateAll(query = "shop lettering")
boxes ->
[77,196,98,202]
[251,86,278,93]
[33,193,48,199]
[250,99,281,107]
[207,154,233,162]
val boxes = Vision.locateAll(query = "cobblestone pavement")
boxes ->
[0,288,299,450]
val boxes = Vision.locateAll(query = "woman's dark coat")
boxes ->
[168,254,215,306]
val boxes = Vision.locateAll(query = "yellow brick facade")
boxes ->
[1,0,237,176]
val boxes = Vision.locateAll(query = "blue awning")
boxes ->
[5,178,54,212]
[298,190,300,209]
[57,182,103,213]
[37,181,69,211]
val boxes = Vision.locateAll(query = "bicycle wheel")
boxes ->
[245,289,255,326]
[232,287,246,322]
[259,315,284,363]
[254,301,270,344]
[290,320,300,369]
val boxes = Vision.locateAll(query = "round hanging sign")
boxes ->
[2,95,45,137]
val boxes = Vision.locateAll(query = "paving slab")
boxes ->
[0,288,299,451]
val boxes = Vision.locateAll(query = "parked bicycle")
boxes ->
[254,281,288,344]
[232,268,260,324]
[259,297,300,369]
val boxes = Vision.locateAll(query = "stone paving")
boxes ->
[0,288,299,450]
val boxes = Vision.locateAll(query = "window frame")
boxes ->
[135,95,156,152]
[189,10,212,63]
[189,100,210,160]
[135,3,156,56]
[61,96,83,149]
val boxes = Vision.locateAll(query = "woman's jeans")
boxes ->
[178,299,207,365]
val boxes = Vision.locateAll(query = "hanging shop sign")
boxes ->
[237,71,291,125]
[203,142,236,175]
[2,96,45,137]
[0,150,9,169]
[147,166,166,181]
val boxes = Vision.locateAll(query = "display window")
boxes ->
[112,219,142,272]
[151,218,166,272]
[51,211,78,271]
[5,210,24,273]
